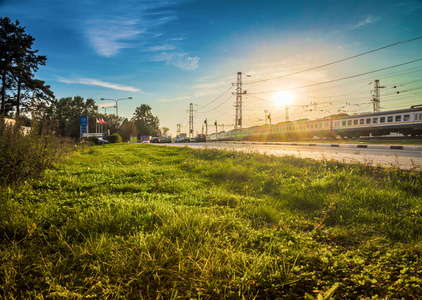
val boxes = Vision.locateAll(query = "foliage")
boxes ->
[87,136,99,145]
[46,96,98,138]
[0,144,421,299]
[0,118,73,186]
[108,133,122,143]
[0,17,53,117]
[161,126,170,136]
[131,104,160,137]
[102,114,123,136]
[118,120,137,142]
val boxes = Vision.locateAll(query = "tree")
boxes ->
[119,119,137,142]
[131,104,160,137]
[161,127,170,136]
[102,114,124,136]
[0,17,53,117]
[46,96,97,138]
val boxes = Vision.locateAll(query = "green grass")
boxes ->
[1,143,422,299]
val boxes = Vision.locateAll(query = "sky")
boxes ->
[1,0,422,136]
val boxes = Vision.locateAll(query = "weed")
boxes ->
[1,144,421,298]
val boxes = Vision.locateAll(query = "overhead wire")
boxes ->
[248,58,422,95]
[196,94,234,114]
[196,86,234,110]
[243,36,422,85]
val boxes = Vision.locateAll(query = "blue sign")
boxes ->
[80,116,88,136]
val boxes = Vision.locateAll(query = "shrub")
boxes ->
[88,136,99,144]
[109,133,122,143]
[0,118,73,187]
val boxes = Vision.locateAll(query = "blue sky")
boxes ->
[1,0,422,135]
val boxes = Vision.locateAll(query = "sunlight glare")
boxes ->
[274,91,293,106]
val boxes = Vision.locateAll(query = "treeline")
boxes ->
[0,16,165,186]
[46,98,162,141]
[1,16,164,142]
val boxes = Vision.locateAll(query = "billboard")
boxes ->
[80,116,88,136]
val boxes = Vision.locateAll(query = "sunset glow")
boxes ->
[274,91,294,107]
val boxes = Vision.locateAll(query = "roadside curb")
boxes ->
[216,141,422,151]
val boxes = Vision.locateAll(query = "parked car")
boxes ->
[196,134,206,142]
[180,137,190,143]
[150,137,159,143]
[159,136,172,143]
[97,138,110,144]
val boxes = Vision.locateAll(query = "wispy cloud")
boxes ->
[86,19,144,57]
[351,15,381,29]
[57,77,141,92]
[151,52,200,70]
[147,45,176,52]
[81,0,199,69]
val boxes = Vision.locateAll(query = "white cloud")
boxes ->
[351,16,381,29]
[147,45,176,52]
[151,52,200,70]
[86,19,144,57]
[57,77,141,92]
[174,55,200,70]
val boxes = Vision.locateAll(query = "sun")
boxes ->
[274,91,294,107]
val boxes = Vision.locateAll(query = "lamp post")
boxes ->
[100,97,132,130]
[101,105,116,115]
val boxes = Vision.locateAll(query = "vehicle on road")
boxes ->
[160,136,172,143]
[150,137,160,143]
[97,138,110,144]
[180,137,190,143]
[196,134,206,142]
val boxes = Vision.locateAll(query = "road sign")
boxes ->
[80,116,88,136]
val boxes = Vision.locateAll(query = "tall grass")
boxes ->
[0,118,74,187]
[0,144,421,299]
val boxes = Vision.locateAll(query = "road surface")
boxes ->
[161,141,422,170]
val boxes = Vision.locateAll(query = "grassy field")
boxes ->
[1,143,421,299]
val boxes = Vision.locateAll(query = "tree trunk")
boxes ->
[16,73,22,118]
[0,70,5,115]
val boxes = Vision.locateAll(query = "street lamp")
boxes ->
[101,105,116,114]
[100,97,132,130]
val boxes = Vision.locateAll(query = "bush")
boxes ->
[88,136,99,145]
[0,118,73,187]
[109,133,122,143]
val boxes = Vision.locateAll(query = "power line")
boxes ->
[248,58,422,95]
[196,94,234,114]
[196,86,234,110]
[244,36,422,85]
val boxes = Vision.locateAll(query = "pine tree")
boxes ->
[0,17,53,117]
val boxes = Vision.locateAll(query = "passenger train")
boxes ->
[208,105,422,142]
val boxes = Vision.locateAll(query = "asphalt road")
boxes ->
[160,141,422,170]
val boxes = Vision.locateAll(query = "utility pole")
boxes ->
[177,123,181,136]
[268,111,271,125]
[214,120,217,133]
[204,118,208,135]
[188,103,194,137]
[372,79,385,113]
[233,72,247,129]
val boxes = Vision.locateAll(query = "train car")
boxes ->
[207,105,422,142]
[332,105,422,138]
